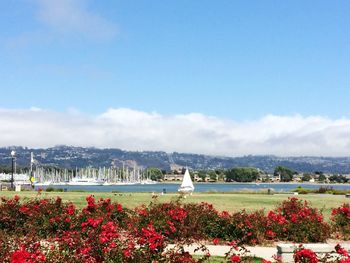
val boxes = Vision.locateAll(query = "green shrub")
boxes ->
[45,187,63,192]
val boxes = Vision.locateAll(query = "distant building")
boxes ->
[164,174,183,181]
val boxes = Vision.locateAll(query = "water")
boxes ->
[35,183,350,193]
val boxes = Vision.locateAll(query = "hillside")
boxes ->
[1,146,350,173]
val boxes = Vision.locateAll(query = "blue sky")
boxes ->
[1,0,349,119]
[0,1,350,155]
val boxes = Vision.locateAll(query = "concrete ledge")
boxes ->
[277,243,350,262]
[166,244,276,260]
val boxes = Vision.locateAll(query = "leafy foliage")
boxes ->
[273,166,296,182]
[0,195,348,262]
[225,167,260,182]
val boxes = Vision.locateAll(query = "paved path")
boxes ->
[167,244,277,260]
[168,242,350,261]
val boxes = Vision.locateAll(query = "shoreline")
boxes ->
[161,181,350,185]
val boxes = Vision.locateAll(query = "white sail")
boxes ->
[178,169,194,193]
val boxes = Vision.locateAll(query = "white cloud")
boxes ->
[0,107,350,156]
[35,0,117,40]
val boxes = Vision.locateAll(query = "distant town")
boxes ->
[0,146,349,184]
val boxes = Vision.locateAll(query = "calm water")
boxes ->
[36,183,350,193]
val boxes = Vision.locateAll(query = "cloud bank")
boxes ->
[1,108,350,156]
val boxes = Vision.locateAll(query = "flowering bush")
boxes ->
[132,200,195,242]
[229,210,266,245]
[0,196,77,237]
[183,202,230,241]
[293,244,350,263]
[293,246,318,263]
[332,203,350,240]
[0,195,348,262]
[260,244,350,263]
[266,198,331,242]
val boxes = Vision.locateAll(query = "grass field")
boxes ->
[0,191,348,219]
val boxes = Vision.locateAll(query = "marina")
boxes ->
[31,166,157,186]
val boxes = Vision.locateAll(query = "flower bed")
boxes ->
[0,195,348,262]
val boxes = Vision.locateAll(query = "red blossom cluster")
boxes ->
[139,224,164,251]
[332,203,350,240]
[265,198,330,242]
[10,244,45,263]
[293,244,350,263]
[294,247,318,263]
[0,195,349,263]
[332,204,350,219]
[168,207,187,222]
[335,244,349,257]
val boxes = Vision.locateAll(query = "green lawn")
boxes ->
[0,191,348,219]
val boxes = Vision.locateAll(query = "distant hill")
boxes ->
[1,146,350,174]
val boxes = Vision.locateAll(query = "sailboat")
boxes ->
[178,169,194,193]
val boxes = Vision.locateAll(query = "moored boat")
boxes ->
[68,177,104,186]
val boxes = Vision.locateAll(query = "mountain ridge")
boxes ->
[0,146,350,174]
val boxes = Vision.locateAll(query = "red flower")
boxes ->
[291,213,298,223]
[80,246,92,255]
[65,204,76,215]
[294,248,318,263]
[265,230,276,239]
[10,245,46,263]
[109,242,116,248]
[19,205,30,215]
[140,224,164,251]
[116,204,123,212]
[230,255,241,262]
[335,244,349,257]
[220,210,230,219]
[40,199,48,206]
[168,208,187,222]
[167,220,177,233]
[123,249,132,258]
[11,248,31,263]
[212,238,220,245]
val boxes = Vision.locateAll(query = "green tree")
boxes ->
[225,167,259,182]
[328,174,348,183]
[274,166,296,182]
[208,170,218,181]
[147,167,163,181]
[197,170,207,182]
[301,173,312,182]
[214,169,225,181]
[318,173,327,182]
